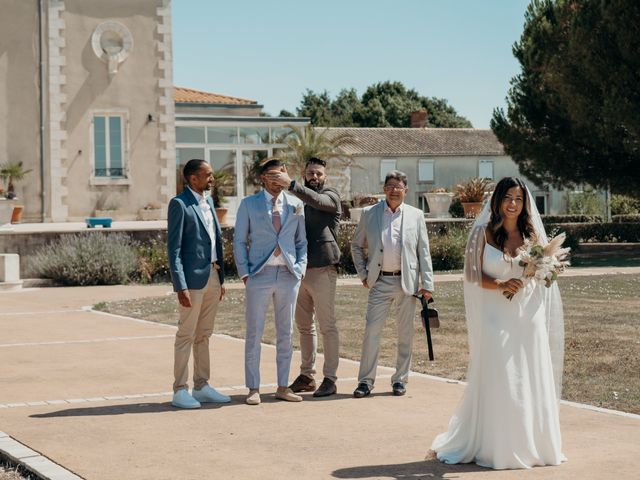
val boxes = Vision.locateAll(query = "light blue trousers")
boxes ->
[244,265,301,389]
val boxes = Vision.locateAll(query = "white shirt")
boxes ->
[188,187,217,263]
[264,189,287,267]
[381,202,403,272]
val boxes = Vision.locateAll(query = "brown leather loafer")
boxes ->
[313,378,337,398]
[288,374,316,393]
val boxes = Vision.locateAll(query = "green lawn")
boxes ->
[97,274,640,414]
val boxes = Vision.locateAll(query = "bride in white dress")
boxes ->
[431,177,566,470]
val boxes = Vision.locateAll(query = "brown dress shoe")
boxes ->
[313,378,337,398]
[288,374,316,393]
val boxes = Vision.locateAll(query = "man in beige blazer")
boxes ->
[351,170,434,398]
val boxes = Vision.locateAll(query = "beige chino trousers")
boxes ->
[173,267,222,392]
[295,265,339,382]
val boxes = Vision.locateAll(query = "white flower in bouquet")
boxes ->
[518,233,571,288]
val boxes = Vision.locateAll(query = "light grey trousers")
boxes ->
[244,265,301,389]
[357,275,417,387]
[295,265,339,382]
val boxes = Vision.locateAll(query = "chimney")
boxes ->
[410,110,428,128]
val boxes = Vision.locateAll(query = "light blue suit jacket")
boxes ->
[167,189,224,292]
[233,191,307,279]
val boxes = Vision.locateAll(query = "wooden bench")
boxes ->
[85,217,112,228]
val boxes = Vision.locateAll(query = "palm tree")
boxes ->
[0,161,32,199]
[276,124,356,177]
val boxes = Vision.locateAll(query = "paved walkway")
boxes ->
[1,270,639,479]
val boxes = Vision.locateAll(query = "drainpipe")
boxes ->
[38,0,46,222]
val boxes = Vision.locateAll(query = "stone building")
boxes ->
[0,0,175,222]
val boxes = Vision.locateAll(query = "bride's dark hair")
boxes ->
[488,177,536,251]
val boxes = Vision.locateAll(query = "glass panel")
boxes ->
[109,116,123,175]
[270,127,291,144]
[207,127,237,144]
[242,150,269,196]
[176,147,205,194]
[418,159,434,182]
[176,126,205,144]
[93,116,107,176]
[380,159,397,182]
[535,195,546,214]
[209,150,237,197]
[239,127,269,145]
[479,160,494,179]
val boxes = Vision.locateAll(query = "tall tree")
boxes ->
[293,81,472,128]
[491,0,640,196]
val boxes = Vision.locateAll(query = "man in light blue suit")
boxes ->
[234,158,308,405]
[167,159,230,409]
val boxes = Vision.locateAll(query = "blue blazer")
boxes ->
[167,189,224,292]
[233,191,307,280]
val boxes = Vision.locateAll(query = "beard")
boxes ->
[304,178,324,191]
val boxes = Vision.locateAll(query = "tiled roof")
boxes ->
[174,86,258,105]
[321,127,505,156]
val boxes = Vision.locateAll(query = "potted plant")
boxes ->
[210,170,232,226]
[138,202,162,221]
[423,187,455,218]
[0,161,33,224]
[454,178,494,218]
[0,161,32,200]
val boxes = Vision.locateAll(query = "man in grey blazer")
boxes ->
[351,170,433,398]
[234,158,308,405]
[267,157,342,397]
[167,159,230,409]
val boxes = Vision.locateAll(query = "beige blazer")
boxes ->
[351,201,434,295]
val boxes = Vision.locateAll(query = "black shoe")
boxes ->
[288,374,316,393]
[353,383,372,398]
[392,382,406,396]
[313,378,337,398]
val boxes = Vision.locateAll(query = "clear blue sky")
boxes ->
[172,0,531,129]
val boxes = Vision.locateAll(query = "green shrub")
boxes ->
[566,189,604,215]
[545,222,640,243]
[429,227,468,271]
[336,222,358,275]
[449,198,464,218]
[136,235,170,283]
[611,194,640,215]
[612,214,640,223]
[542,214,603,223]
[32,233,138,285]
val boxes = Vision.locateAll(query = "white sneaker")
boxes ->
[192,384,231,403]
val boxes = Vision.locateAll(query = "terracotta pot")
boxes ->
[462,202,483,218]
[10,205,24,224]
[215,207,228,226]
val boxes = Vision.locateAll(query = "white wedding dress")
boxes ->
[431,242,565,469]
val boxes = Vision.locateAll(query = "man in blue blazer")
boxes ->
[234,158,308,405]
[167,159,230,409]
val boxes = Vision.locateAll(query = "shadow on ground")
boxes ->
[332,459,490,479]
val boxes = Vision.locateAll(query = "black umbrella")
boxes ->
[417,295,439,361]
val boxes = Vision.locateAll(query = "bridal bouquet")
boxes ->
[504,233,571,300]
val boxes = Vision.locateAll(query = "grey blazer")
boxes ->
[288,181,341,268]
[351,201,434,295]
